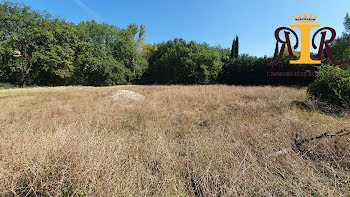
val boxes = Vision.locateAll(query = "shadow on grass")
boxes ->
[291,99,349,117]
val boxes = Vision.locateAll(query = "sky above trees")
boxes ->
[13,0,350,57]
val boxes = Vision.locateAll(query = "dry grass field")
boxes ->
[0,85,349,196]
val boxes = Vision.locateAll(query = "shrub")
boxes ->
[307,65,350,106]
[0,83,18,89]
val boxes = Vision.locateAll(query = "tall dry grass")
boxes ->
[0,85,349,196]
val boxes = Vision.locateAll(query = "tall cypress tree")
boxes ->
[235,35,239,58]
[231,38,236,58]
[273,41,279,59]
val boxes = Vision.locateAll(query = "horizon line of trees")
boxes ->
[0,1,149,86]
[0,1,349,90]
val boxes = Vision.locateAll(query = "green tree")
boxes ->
[328,13,350,68]
[230,38,236,58]
[33,19,79,85]
[0,1,148,86]
[146,39,222,84]
[0,1,79,86]
[141,43,158,60]
[235,35,239,58]
[74,20,127,86]
[74,20,148,85]
[0,1,47,85]
[273,41,279,59]
[344,13,350,35]
[115,26,148,82]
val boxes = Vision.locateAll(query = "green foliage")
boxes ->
[219,54,317,86]
[273,41,279,59]
[0,1,148,86]
[73,20,148,86]
[306,13,350,107]
[308,65,350,106]
[32,19,79,85]
[325,13,350,69]
[328,36,350,68]
[230,39,235,59]
[230,36,239,59]
[74,20,125,86]
[0,82,17,89]
[141,43,158,60]
[230,35,239,58]
[344,13,350,35]
[145,39,222,84]
[219,55,265,85]
[235,35,239,58]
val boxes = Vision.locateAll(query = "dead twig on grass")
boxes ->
[270,128,350,157]
[293,128,350,154]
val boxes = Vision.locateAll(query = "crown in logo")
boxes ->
[293,13,318,23]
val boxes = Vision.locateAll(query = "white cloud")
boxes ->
[73,0,101,20]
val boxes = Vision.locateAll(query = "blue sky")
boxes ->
[13,0,350,57]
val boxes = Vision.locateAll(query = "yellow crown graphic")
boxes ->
[293,13,318,23]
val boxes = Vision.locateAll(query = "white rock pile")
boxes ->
[111,90,145,101]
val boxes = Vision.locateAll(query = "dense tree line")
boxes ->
[0,1,349,92]
[218,53,317,86]
[0,1,147,86]
[142,38,223,84]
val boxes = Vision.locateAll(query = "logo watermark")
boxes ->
[266,71,346,77]
[267,14,343,66]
